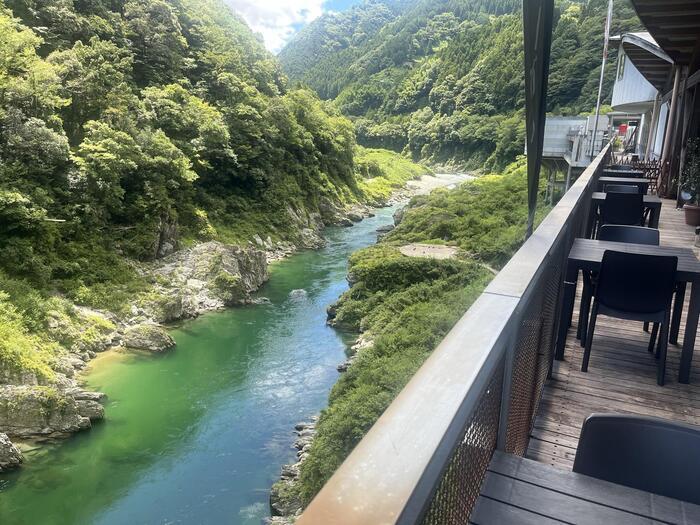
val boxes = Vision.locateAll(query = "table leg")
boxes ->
[679,282,700,384]
[649,207,660,229]
[556,264,578,361]
[585,204,598,239]
[670,282,686,345]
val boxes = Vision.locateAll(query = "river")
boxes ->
[0,206,399,525]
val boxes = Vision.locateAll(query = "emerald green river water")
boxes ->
[0,206,396,525]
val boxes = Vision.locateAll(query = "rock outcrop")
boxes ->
[318,198,374,227]
[143,241,269,322]
[0,433,23,472]
[0,386,95,438]
[337,334,374,372]
[268,419,317,523]
[122,324,175,353]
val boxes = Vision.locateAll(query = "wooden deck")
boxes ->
[527,200,700,470]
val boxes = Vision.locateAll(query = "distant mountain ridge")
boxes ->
[278,0,412,90]
[280,0,642,170]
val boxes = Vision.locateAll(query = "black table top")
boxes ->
[599,176,650,185]
[591,192,662,206]
[603,168,645,177]
[569,238,700,281]
[472,451,700,525]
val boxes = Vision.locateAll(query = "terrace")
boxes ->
[528,199,700,472]
[295,1,700,523]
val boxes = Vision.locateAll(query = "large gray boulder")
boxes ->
[146,241,269,320]
[0,433,23,472]
[123,324,175,353]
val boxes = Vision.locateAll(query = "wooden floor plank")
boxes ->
[470,496,567,525]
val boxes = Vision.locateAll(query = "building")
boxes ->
[610,32,672,161]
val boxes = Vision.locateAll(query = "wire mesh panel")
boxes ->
[420,361,504,525]
[503,151,609,455]
[504,230,580,454]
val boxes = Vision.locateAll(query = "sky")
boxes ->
[225,0,360,54]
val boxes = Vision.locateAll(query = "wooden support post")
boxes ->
[645,93,661,160]
[660,66,682,196]
[676,83,698,207]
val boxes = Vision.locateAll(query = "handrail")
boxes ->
[297,144,612,525]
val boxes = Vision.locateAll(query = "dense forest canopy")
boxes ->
[280,0,642,170]
[0,0,439,382]
[0,0,371,303]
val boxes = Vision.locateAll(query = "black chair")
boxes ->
[582,251,677,385]
[599,192,644,228]
[598,225,659,245]
[603,184,639,194]
[581,226,660,339]
[573,414,700,505]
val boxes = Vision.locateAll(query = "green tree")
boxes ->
[49,37,134,143]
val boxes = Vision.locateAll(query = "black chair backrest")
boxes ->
[596,250,677,314]
[600,192,644,226]
[604,184,639,194]
[598,225,660,245]
[573,414,700,505]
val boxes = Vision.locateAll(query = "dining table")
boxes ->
[597,176,650,193]
[602,168,646,178]
[556,238,700,383]
[585,192,662,238]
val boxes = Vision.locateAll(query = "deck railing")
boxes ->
[297,144,612,525]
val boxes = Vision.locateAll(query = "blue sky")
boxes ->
[225,0,362,53]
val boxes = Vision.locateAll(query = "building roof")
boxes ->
[611,32,673,92]
[630,0,700,67]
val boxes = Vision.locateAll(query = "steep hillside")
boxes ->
[0,0,429,409]
[280,0,642,170]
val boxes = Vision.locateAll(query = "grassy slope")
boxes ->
[291,157,550,504]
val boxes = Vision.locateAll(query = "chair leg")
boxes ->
[578,273,592,346]
[643,321,650,333]
[648,323,659,353]
[657,320,669,386]
[582,302,598,373]
[670,283,686,345]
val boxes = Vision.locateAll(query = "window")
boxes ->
[617,50,626,80]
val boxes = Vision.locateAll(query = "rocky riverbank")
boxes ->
[0,198,379,472]
[268,419,318,524]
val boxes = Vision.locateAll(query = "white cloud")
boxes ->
[226,0,326,53]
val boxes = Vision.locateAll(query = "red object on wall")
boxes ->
[618,123,628,134]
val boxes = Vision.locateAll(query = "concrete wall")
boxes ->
[542,117,587,158]
[611,54,657,112]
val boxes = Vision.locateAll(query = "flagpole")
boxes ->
[590,0,613,159]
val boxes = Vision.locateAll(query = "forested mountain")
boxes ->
[0,0,433,381]
[0,0,397,302]
[280,0,642,170]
